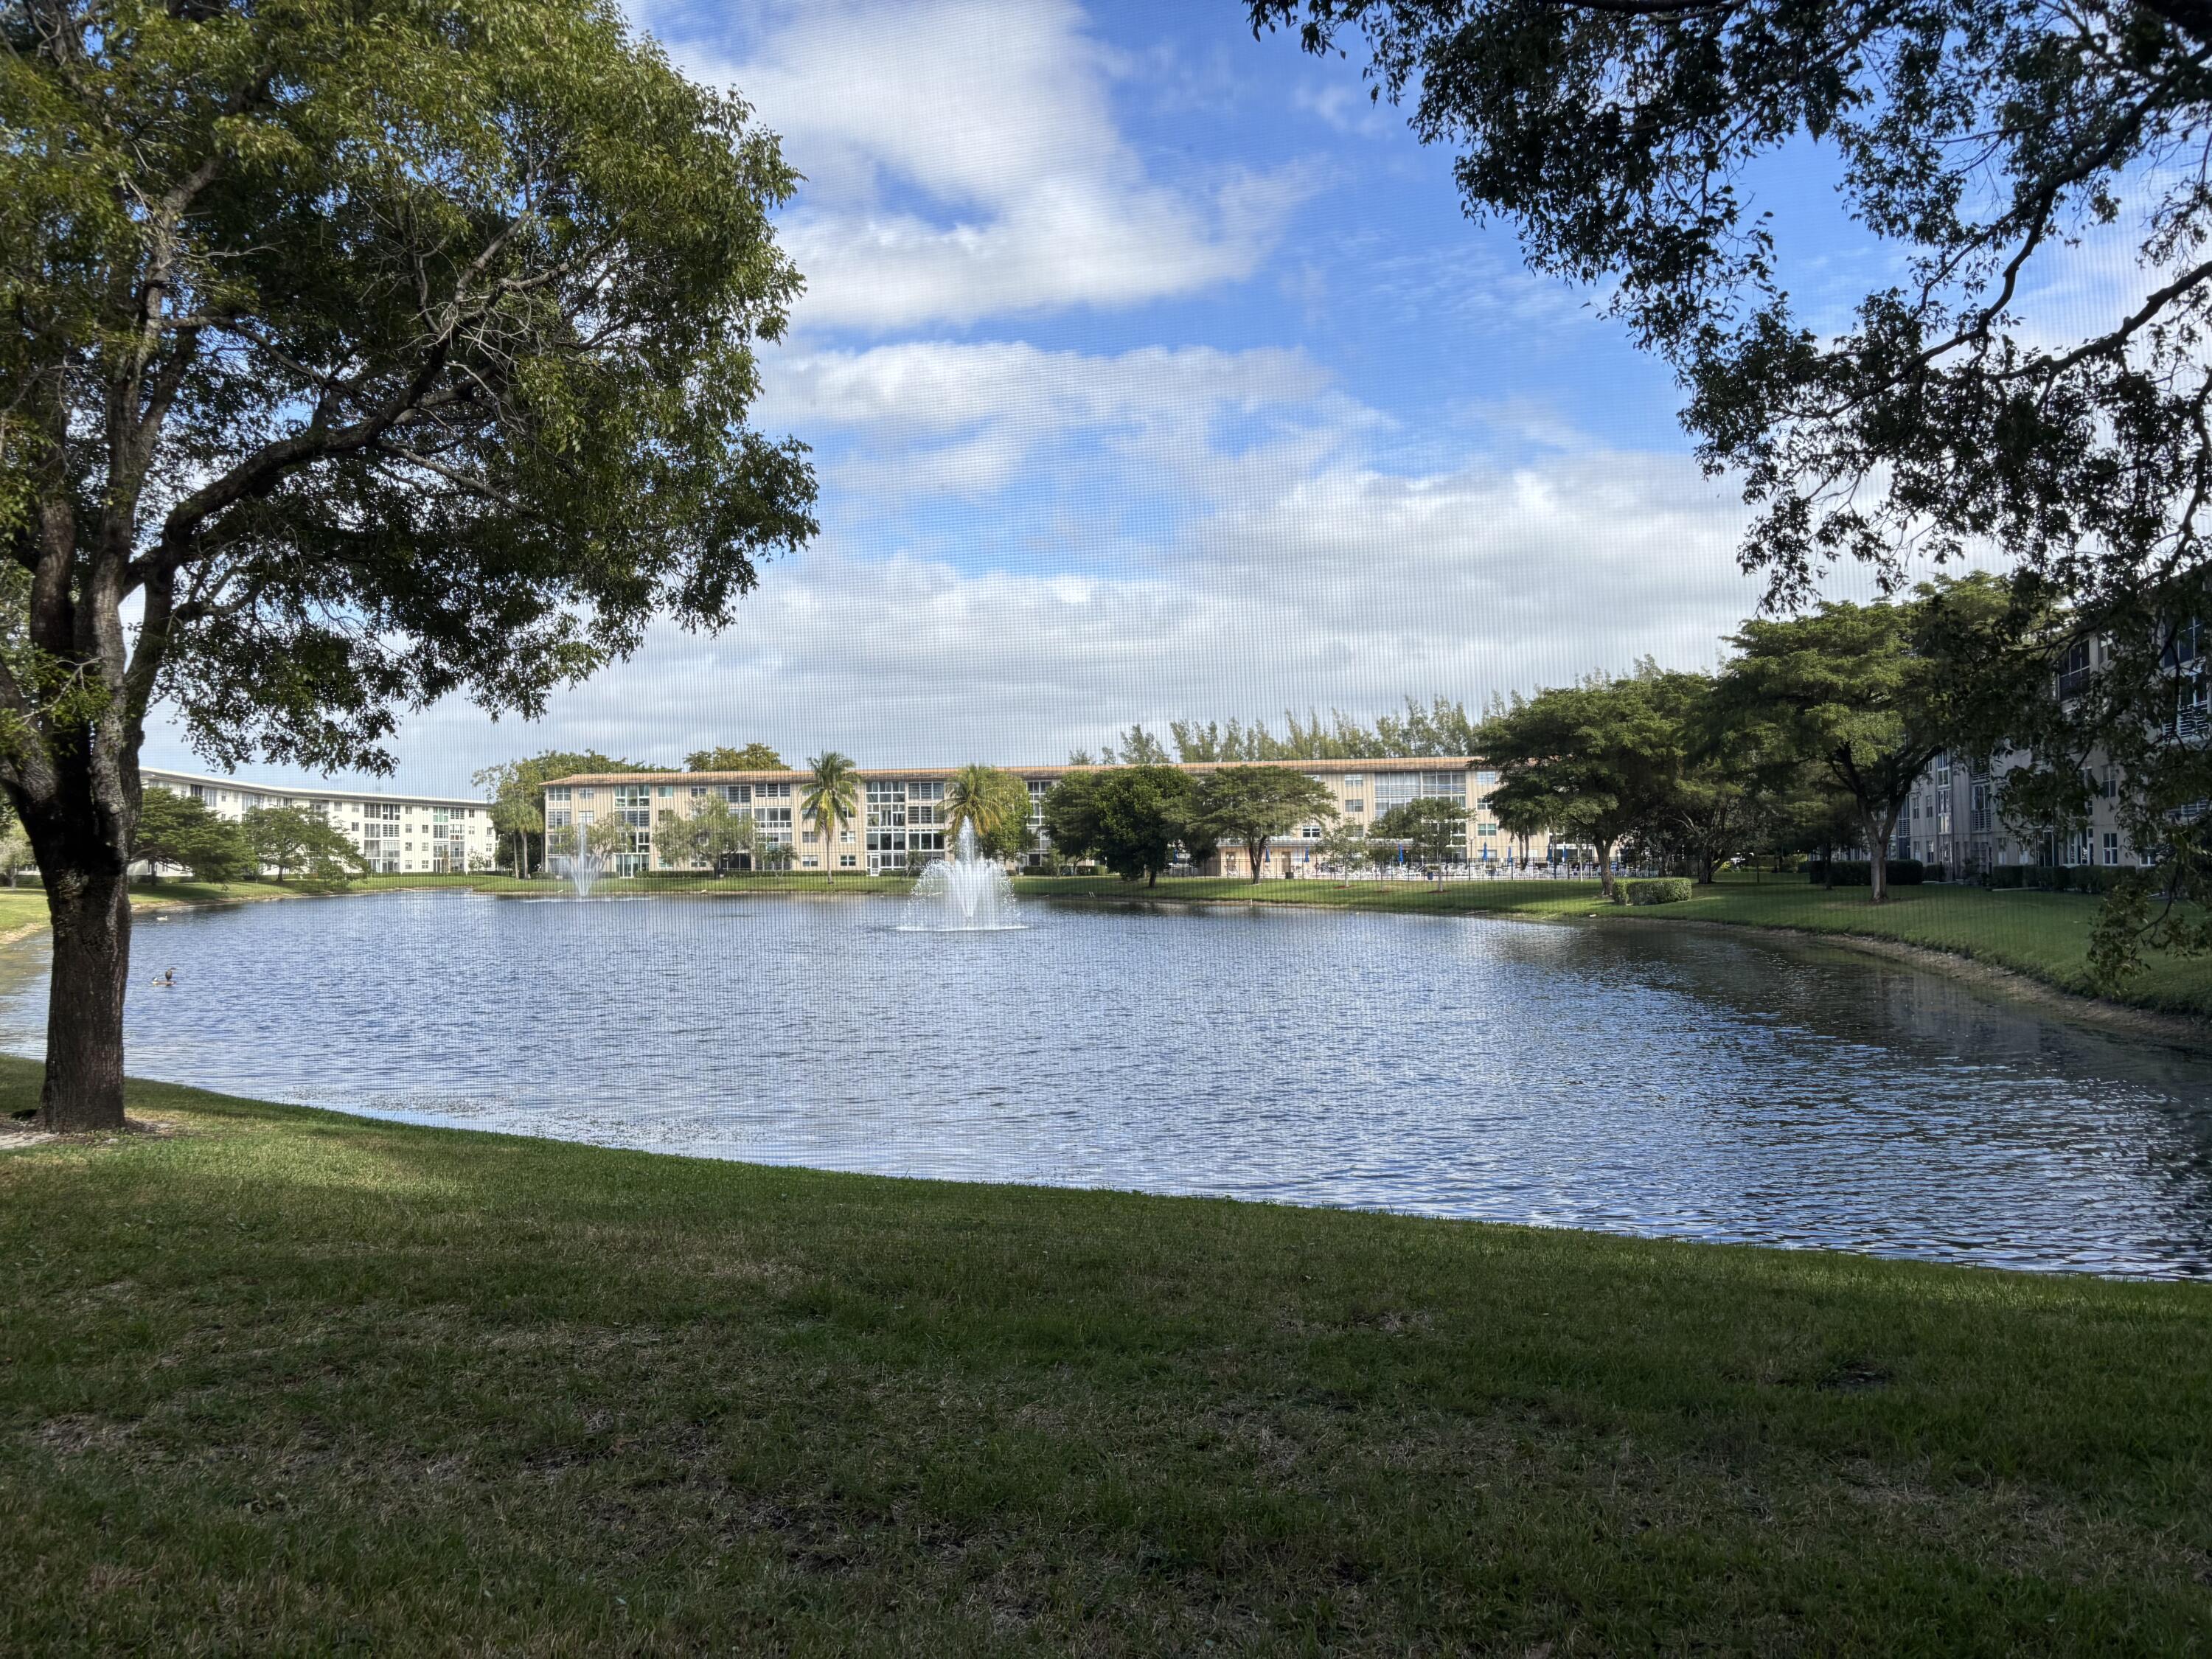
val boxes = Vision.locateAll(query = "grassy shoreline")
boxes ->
[4,1061,2209,1652]
[0,866,2198,1024]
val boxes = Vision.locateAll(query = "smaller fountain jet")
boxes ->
[552,844,611,898]
[903,818,1022,931]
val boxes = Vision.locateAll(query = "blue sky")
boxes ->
[147,0,1930,793]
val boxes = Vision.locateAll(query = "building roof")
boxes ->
[144,767,487,810]
[540,757,1488,789]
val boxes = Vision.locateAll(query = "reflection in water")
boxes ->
[6,891,2211,1279]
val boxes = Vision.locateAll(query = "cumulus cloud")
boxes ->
[153,439,1764,795]
[653,0,1304,330]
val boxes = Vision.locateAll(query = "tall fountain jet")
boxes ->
[904,818,1021,931]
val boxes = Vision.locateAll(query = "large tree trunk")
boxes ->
[1248,838,1265,883]
[1864,809,1891,903]
[38,859,132,1132]
[1596,837,1616,900]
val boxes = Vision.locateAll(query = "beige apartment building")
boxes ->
[542,758,1551,877]
[143,768,495,875]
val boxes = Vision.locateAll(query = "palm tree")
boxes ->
[800,751,860,883]
[943,762,1031,860]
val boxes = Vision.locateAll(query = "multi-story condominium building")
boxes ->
[1893,626,2208,874]
[142,768,495,875]
[542,759,1548,878]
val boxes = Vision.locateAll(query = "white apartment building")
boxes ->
[142,768,495,875]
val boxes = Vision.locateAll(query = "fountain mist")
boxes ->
[903,819,1022,931]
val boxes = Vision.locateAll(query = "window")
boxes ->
[2104,832,2121,866]
[689,785,708,799]
[1343,799,1364,814]
[656,785,674,799]
[546,787,570,803]
[839,853,856,867]
[1474,769,1497,785]
[577,787,596,802]
[2056,639,2093,699]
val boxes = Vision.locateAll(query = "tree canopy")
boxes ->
[1369,796,1465,868]
[1481,678,1681,900]
[1192,768,1337,883]
[240,806,364,886]
[1042,766,1197,884]
[474,751,647,876]
[4,0,817,1127]
[131,789,250,883]
[686,744,785,773]
[1713,576,2028,899]
[652,793,757,873]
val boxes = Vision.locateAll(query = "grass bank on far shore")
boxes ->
[0,866,2185,1023]
[2,1062,2208,1654]
[1023,872,2212,1021]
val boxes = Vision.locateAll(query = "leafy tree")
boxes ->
[1763,776,1871,885]
[132,790,250,885]
[1488,789,1552,871]
[1041,766,1196,885]
[944,764,1033,862]
[1169,695,1478,762]
[1253,1,2212,637]
[1040,773,1105,870]
[0,823,34,888]
[1313,818,1374,874]
[1481,678,1680,901]
[686,743,785,773]
[1259,0,2212,925]
[800,752,860,883]
[652,793,758,872]
[1,0,816,1128]
[1369,796,1465,869]
[1714,577,2028,901]
[1097,726,1172,766]
[473,751,648,877]
[240,807,365,886]
[1638,668,1801,885]
[1192,768,1338,883]
[546,817,629,869]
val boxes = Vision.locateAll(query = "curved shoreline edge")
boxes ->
[2,875,2205,1048]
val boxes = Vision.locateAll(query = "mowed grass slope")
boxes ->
[3,1062,2208,1654]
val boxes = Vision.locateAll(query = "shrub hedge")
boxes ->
[1806,860,1924,886]
[1621,877,1694,905]
[1980,864,2131,894]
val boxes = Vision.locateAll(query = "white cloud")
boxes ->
[656,0,1304,330]
[150,442,1765,794]
[760,338,1366,513]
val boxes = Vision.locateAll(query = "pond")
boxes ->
[6,889,2212,1279]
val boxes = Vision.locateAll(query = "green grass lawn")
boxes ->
[3,1063,2208,1654]
[1023,873,2212,1019]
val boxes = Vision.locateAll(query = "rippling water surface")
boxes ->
[7,890,2212,1278]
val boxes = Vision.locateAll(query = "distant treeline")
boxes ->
[1075,696,1483,765]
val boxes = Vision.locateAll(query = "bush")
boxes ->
[1807,859,1924,886]
[1620,877,1694,905]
